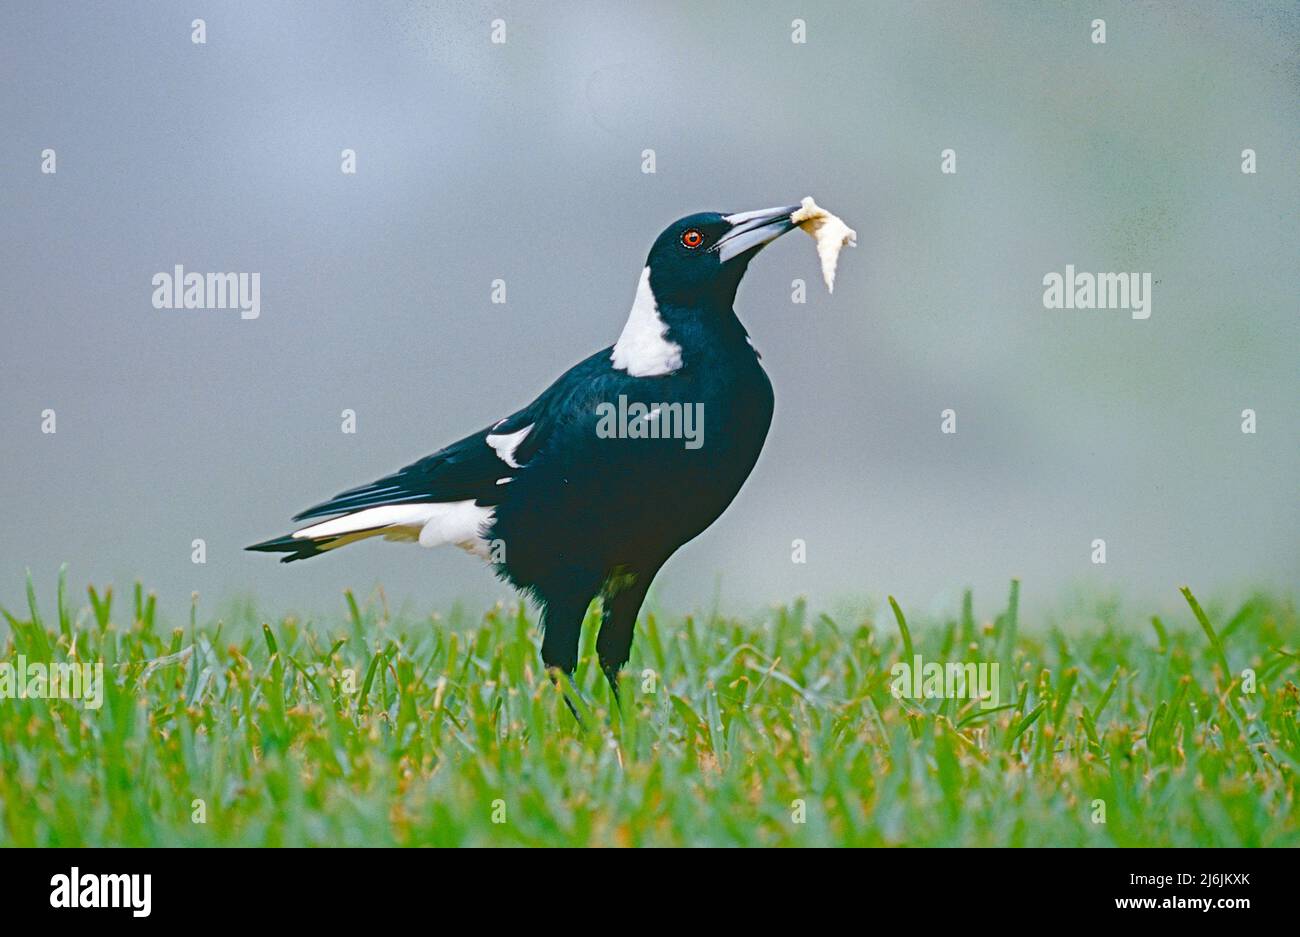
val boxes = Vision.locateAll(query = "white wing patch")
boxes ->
[292,501,495,558]
[485,424,533,469]
[611,266,682,377]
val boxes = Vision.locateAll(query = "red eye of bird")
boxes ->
[681,228,704,249]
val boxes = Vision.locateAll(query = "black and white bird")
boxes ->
[249,204,815,696]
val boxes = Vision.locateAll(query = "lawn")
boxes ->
[1,571,1296,846]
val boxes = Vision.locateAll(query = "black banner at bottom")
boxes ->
[2,846,1282,924]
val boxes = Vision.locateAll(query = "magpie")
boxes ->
[248,204,813,697]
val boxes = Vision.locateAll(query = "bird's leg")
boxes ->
[545,667,587,729]
[539,588,594,727]
[596,573,652,708]
[602,663,622,706]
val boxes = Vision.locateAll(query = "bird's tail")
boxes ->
[245,528,392,563]
[246,502,490,563]
[245,505,432,563]
[245,532,334,563]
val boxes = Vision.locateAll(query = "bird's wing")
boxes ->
[289,345,624,526]
[291,348,624,522]
[291,408,546,522]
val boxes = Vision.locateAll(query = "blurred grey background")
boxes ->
[1,1,1296,625]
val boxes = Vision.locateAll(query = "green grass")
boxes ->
[1,570,1297,846]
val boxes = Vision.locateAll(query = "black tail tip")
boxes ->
[246,534,326,564]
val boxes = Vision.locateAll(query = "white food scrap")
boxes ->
[790,197,856,293]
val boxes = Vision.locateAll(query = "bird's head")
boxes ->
[644,205,801,308]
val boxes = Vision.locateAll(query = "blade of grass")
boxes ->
[1006,701,1048,750]
[887,596,914,664]
[1181,586,1230,678]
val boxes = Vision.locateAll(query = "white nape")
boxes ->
[292,501,494,558]
[485,424,533,469]
[611,266,682,377]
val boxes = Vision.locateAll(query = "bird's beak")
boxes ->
[712,204,802,263]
